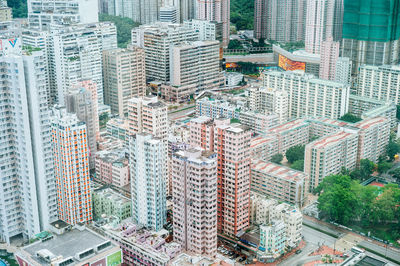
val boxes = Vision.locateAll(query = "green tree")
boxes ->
[227,39,244,50]
[359,159,376,181]
[389,168,400,180]
[230,0,254,30]
[7,0,27,18]
[339,113,362,123]
[291,160,304,171]
[317,174,361,224]
[397,104,400,120]
[387,138,400,161]
[270,154,283,164]
[377,161,393,174]
[99,14,140,48]
[285,145,305,164]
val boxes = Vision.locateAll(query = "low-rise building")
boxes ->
[101,220,181,265]
[259,221,286,262]
[106,117,129,142]
[92,187,131,221]
[15,221,122,266]
[251,160,307,207]
[95,150,130,187]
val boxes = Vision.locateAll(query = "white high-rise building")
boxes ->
[166,40,223,102]
[319,37,339,80]
[130,133,167,231]
[196,0,230,47]
[28,0,98,29]
[0,38,57,242]
[131,22,198,82]
[183,19,223,42]
[160,6,178,23]
[356,65,400,105]
[172,148,218,256]
[335,57,352,85]
[48,22,117,105]
[262,70,350,120]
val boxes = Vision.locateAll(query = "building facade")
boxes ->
[129,133,167,231]
[341,0,400,72]
[172,149,218,256]
[0,41,57,242]
[262,71,350,120]
[131,23,198,82]
[127,96,168,140]
[51,108,92,225]
[196,0,230,46]
[254,0,306,42]
[103,46,146,117]
[95,150,130,187]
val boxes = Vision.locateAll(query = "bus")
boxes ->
[351,246,365,254]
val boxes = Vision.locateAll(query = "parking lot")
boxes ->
[217,241,249,264]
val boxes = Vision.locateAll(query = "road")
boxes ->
[359,240,400,264]
[167,104,195,120]
[280,226,336,266]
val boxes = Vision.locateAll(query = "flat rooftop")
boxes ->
[251,159,306,182]
[354,117,387,130]
[269,119,308,134]
[311,130,356,149]
[23,228,114,264]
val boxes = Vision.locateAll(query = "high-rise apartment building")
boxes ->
[104,0,134,20]
[215,123,251,236]
[341,0,400,72]
[48,22,117,105]
[304,129,359,191]
[189,118,251,236]
[249,86,289,124]
[28,0,98,29]
[172,148,218,256]
[196,0,230,46]
[262,71,350,120]
[319,37,340,80]
[131,23,198,82]
[129,133,167,231]
[165,40,223,102]
[65,81,100,169]
[103,46,146,117]
[254,0,306,42]
[127,96,168,140]
[356,65,400,105]
[132,0,160,24]
[51,108,92,225]
[354,117,390,164]
[305,0,343,54]
[335,57,352,85]
[0,39,57,242]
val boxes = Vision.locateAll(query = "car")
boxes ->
[238,257,246,262]
[295,250,302,254]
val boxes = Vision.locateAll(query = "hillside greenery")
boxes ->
[7,0,27,18]
[231,0,254,31]
[99,14,140,48]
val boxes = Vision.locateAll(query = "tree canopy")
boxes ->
[7,0,27,18]
[99,14,140,48]
[316,174,400,234]
[339,113,362,123]
[270,154,283,165]
[285,145,305,164]
[231,0,254,31]
[291,160,304,171]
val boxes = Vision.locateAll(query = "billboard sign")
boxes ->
[278,54,305,71]
[106,250,122,266]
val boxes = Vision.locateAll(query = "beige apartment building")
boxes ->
[103,46,146,117]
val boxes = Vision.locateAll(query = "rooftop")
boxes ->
[23,227,116,265]
[269,119,308,134]
[251,159,306,182]
[310,130,357,149]
[354,117,388,130]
